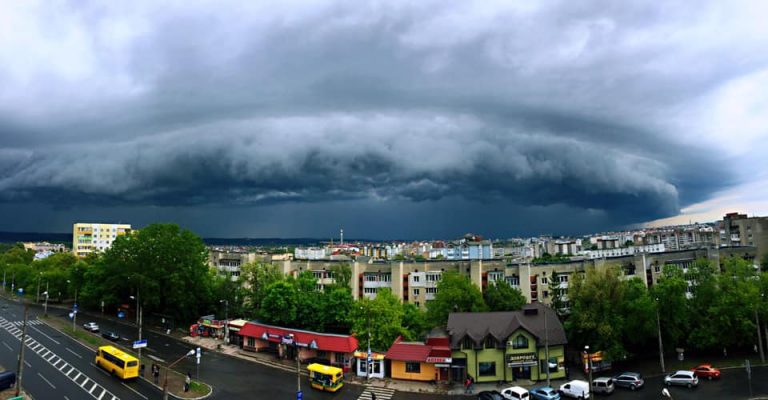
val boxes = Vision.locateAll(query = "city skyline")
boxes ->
[1,1,767,238]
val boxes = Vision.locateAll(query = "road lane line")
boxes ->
[24,360,31,368]
[2,341,12,351]
[37,372,56,389]
[30,324,61,344]
[66,347,83,358]
[65,396,70,400]
[120,383,148,400]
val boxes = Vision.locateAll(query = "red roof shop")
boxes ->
[239,322,358,371]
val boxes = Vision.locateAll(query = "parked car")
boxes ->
[83,322,99,332]
[530,386,561,400]
[559,380,590,399]
[664,370,698,388]
[478,391,506,400]
[501,386,530,400]
[101,331,119,342]
[591,377,614,395]
[691,364,720,380]
[0,371,15,390]
[612,372,644,391]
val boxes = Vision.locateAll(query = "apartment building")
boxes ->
[72,223,131,258]
[209,250,262,280]
[720,213,768,261]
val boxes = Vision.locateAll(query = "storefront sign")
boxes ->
[507,353,537,366]
[426,357,452,363]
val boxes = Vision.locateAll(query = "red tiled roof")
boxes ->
[385,336,432,362]
[239,322,358,353]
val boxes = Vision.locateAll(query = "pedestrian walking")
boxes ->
[184,372,191,392]
[464,377,471,394]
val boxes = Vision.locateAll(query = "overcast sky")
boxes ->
[1,0,767,239]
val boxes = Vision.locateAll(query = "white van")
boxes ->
[501,386,530,400]
[559,380,590,399]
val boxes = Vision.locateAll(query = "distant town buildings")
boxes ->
[23,241,66,260]
[72,223,131,257]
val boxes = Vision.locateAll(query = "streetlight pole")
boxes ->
[68,280,78,332]
[15,304,29,397]
[43,284,49,317]
[163,349,195,400]
[585,345,593,398]
[656,298,666,373]
[544,307,550,387]
[219,300,229,344]
[36,273,41,303]
[131,294,143,372]
[756,299,765,363]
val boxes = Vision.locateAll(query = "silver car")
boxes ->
[591,377,614,395]
[664,370,698,388]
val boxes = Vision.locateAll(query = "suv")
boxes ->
[591,377,614,395]
[83,322,99,332]
[664,370,698,388]
[613,372,644,391]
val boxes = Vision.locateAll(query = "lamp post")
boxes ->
[584,345,593,397]
[36,272,42,303]
[67,280,78,332]
[756,293,765,364]
[163,349,195,400]
[131,294,143,373]
[656,297,666,373]
[360,305,372,381]
[219,299,229,344]
[43,284,49,317]
[544,307,550,387]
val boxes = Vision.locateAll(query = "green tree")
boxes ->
[401,303,430,341]
[83,223,213,323]
[548,271,568,317]
[650,265,690,351]
[321,287,354,334]
[565,266,626,360]
[426,272,486,326]
[484,281,526,312]
[351,289,407,350]
[241,262,283,316]
[329,263,352,290]
[260,280,298,326]
[619,278,656,352]
[294,271,322,330]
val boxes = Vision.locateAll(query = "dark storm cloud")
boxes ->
[1,0,766,235]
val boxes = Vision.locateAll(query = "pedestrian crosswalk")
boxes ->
[9,320,44,326]
[358,386,395,400]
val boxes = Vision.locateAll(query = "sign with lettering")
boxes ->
[507,353,537,366]
[426,357,453,363]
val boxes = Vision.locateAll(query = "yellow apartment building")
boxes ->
[72,223,132,257]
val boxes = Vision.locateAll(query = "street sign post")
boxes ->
[747,359,753,397]
[133,339,148,349]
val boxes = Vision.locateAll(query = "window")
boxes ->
[541,357,559,373]
[542,290,549,298]
[405,362,421,373]
[506,276,520,286]
[540,277,548,284]
[512,335,529,349]
[413,289,420,296]
[558,275,568,283]
[247,337,255,347]
[425,287,437,294]
[365,275,376,281]
[478,362,496,377]
[381,274,392,282]
[412,275,420,282]
[462,337,474,350]
[484,336,496,348]
[426,273,440,282]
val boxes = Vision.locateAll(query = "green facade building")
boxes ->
[447,303,567,383]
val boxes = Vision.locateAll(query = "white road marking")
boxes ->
[37,372,56,389]
[66,347,83,358]
[2,341,12,351]
[30,324,61,344]
[121,383,148,400]
[24,360,31,368]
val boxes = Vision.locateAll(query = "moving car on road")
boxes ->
[83,322,99,332]
[101,331,120,342]
[692,364,720,380]
[664,370,698,388]
[530,386,560,400]
[559,380,590,399]
[477,391,505,400]
[612,372,644,391]
[501,386,529,400]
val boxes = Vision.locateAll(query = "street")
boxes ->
[0,295,765,400]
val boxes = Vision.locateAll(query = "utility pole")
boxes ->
[163,350,195,400]
[15,304,29,397]
[72,288,78,332]
[756,307,765,363]
[584,345,593,397]
[656,301,665,373]
[43,284,49,317]
[545,307,550,387]
[138,307,143,373]
[36,273,41,303]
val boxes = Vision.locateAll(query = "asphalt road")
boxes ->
[2,294,764,400]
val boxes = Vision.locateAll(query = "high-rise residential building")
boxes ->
[720,212,768,262]
[72,223,132,257]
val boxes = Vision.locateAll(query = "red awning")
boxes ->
[239,322,358,353]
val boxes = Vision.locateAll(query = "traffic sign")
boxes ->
[133,339,148,349]
[297,390,302,400]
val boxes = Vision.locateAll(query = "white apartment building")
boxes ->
[72,223,132,257]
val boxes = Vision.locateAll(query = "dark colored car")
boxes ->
[478,391,505,400]
[101,331,119,342]
[613,372,644,390]
[692,364,720,380]
[0,371,15,390]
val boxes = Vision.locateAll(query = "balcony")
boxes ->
[363,280,392,289]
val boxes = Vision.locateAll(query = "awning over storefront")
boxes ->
[239,322,358,353]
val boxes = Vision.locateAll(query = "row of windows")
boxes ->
[364,274,392,282]
[462,334,529,350]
